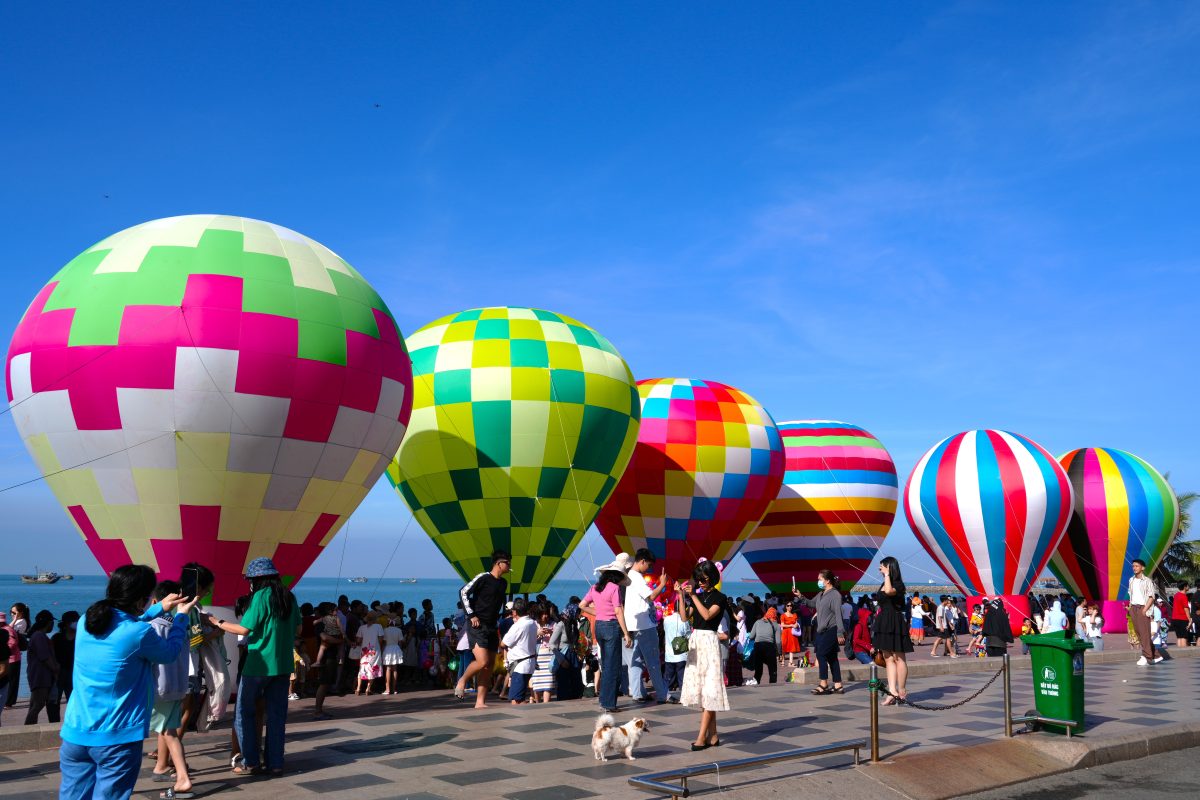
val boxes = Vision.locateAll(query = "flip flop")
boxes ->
[160,790,195,800]
[150,773,174,783]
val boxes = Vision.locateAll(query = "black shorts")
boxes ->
[467,624,499,653]
[937,627,953,639]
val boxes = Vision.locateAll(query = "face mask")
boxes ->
[817,579,826,589]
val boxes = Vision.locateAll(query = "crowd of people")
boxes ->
[2,552,1198,798]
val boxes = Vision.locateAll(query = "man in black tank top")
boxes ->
[453,550,511,709]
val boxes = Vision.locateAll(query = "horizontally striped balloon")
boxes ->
[1048,448,1178,603]
[904,430,1074,597]
[739,421,897,595]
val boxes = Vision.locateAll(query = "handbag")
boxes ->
[741,639,755,661]
[671,635,689,655]
[871,649,886,668]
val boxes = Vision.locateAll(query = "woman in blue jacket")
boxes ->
[59,565,199,800]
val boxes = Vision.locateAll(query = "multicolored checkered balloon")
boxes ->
[385,307,640,593]
[739,420,898,595]
[5,215,413,605]
[1048,448,1177,632]
[595,378,785,579]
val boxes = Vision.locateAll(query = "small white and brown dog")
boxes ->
[592,713,650,761]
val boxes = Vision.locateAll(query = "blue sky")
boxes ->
[1,3,1196,587]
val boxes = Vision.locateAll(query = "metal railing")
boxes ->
[628,740,866,799]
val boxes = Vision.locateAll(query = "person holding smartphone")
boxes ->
[59,565,199,800]
[871,556,913,705]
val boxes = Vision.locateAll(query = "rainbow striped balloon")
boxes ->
[1048,448,1178,603]
[904,430,1074,597]
[738,421,897,595]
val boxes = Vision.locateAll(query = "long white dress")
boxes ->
[382,625,404,666]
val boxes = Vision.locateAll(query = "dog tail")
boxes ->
[595,713,615,731]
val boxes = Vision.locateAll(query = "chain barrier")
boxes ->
[869,664,1005,712]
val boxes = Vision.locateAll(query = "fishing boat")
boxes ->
[347,577,369,584]
[21,568,61,584]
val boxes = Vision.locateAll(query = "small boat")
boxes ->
[21,568,61,584]
[397,578,418,584]
[60,575,74,580]
[347,577,369,584]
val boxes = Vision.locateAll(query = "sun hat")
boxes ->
[245,557,280,578]
[594,553,634,586]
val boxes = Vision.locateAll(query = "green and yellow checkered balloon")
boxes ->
[385,307,640,593]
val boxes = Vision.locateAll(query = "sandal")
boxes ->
[150,772,174,783]
[832,685,845,694]
[810,685,834,695]
[881,695,897,706]
[161,791,195,800]
[232,764,265,776]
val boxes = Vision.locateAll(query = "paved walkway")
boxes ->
[1,647,1197,800]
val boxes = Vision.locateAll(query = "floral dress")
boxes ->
[530,623,557,696]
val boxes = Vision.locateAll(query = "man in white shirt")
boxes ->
[500,598,539,703]
[1128,559,1162,666]
[625,549,670,704]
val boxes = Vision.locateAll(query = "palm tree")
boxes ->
[1153,483,1198,586]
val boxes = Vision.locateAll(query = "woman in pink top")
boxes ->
[579,553,633,712]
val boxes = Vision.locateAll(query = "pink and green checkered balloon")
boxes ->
[5,215,413,604]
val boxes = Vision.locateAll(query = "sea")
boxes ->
[1,573,772,698]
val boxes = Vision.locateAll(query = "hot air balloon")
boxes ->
[6,215,413,606]
[595,378,785,579]
[386,307,640,594]
[739,420,897,595]
[1048,448,1179,633]
[904,429,1074,633]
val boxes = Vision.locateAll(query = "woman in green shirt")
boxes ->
[205,558,300,776]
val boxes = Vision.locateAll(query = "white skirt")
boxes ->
[382,645,403,666]
[680,630,729,712]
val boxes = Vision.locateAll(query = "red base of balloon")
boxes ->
[1101,600,1130,634]
[967,594,1029,637]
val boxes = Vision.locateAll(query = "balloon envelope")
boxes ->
[595,378,784,579]
[739,420,897,595]
[386,307,640,593]
[904,429,1073,598]
[1048,448,1178,604]
[6,215,413,604]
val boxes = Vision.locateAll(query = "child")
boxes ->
[968,604,985,655]
[662,597,690,701]
[150,580,193,797]
[909,596,926,646]
[381,615,404,695]
[500,598,538,704]
[1019,618,1034,655]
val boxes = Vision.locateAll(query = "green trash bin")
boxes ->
[1019,630,1092,735]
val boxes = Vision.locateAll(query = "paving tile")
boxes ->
[433,766,524,785]
[330,731,423,754]
[566,761,648,778]
[560,733,598,746]
[507,721,569,733]
[946,719,1006,732]
[553,709,607,720]
[296,772,391,792]
[466,712,518,722]
[446,736,515,749]
[504,747,584,763]
[379,752,462,770]
[730,738,799,754]
[504,785,599,800]
[354,714,422,727]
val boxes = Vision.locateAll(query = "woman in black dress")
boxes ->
[872,556,913,705]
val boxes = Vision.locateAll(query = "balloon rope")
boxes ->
[0,431,175,495]
[369,514,415,604]
[2,306,181,421]
[335,520,350,584]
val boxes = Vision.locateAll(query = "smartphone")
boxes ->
[181,566,200,599]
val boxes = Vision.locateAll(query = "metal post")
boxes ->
[869,663,880,763]
[1003,653,1013,738]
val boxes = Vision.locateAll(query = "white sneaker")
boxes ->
[288,693,300,700]
[1153,656,1164,664]
[744,678,758,686]
[1137,656,1149,666]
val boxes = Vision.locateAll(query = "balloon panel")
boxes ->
[6,215,413,604]
[739,420,897,594]
[1047,448,1178,601]
[903,429,1073,597]
[387,307,639,593]
[595,378,785,579]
